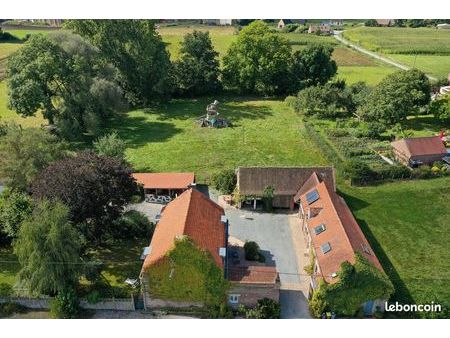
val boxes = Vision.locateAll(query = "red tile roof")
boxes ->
[142,188,225,271]
[298,174,383,284]
[132,172,195,190]
[391,136,447,158]
[228,266,278,285]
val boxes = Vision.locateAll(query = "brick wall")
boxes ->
[228,282,280,309]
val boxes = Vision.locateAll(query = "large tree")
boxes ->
[222,20,292,95]
[31,151,138,242]
[7,32,124,138]
[289,44,337,92]
[14,199,82,295]
[358,69,431,125]
[173,31,221,96]
[0,124,68,191]
[65,20,172,105]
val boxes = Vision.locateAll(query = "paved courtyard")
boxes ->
[225,207,312,318]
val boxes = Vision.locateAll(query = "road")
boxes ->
[333,31,437,82]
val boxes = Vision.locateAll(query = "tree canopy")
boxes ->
[222,21,292,95]
[173,30,221,96]
[31,151,138,242]
[358,69,430,125]
[14,199,83,295]
[429,94,450,121]
[0,189,33,239]
[93,132,127,160]
[65,19,172,105]
[0,124,68,191]
[7,32,124,138]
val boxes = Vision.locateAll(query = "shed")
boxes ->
[391,136,447,166]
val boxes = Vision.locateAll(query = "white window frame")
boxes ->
[228,294,240,304]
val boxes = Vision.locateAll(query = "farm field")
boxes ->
[337,64,396,86]
[107,97,328,181]
[341,177,450,309]
[342,27,450,78]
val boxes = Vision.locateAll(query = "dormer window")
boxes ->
[321,242,331,254]
[314,223,326,235]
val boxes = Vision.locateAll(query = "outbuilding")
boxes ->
[391,136,447,167]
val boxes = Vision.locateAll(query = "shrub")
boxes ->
[343,160,377,185]
[210,169,237,195]
[84,260,105,283]
[0,302,26,318]
[328,128,349,137]
[262,185,274,212]
[244,298,281,319]
[411,165,434,179]
[376,165,411,180]
[244,241,261,261]
[111,210,155,240]
[86,290,101,304]
[50,289,80,319]
[208,303,233,318]
[0,283,13,297]
[93,132,126,160]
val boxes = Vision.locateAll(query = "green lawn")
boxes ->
[340,177,450,309]
[386,54,450,79]
[0,246,19,286]
[107,97,328,181]
[2,28,56,40]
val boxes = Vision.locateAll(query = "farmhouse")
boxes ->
[391,136,447,167]
[375,19,395,26]
[277,19,292,29]
[295,172,385,313]
[139,188,280,309]
[132,172,195,199]
[236,166,335,209]
[308,23,332,34]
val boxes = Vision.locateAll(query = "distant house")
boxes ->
[140,188,279,309]
[236,166,335,209]
[308,22,332,34]
[391,136,447,167]
[202,19,233,26]
[277,19,292,29]
[132,172,195,199]
[375,19,395,27]
[295,172,385,314]
[330,19,343,26]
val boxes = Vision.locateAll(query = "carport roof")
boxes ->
[132,172,195,189]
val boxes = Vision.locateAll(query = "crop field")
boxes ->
[342,27,450,55]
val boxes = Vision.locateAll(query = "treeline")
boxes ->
[6,20,337,139]
[365,19,450,28]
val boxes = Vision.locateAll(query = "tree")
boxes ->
[358,69,431,125]
[14,199,82,295]
[222,20,292,95]
[7,32,124,137]
[31,151,138,242]
[244,241,261,261]
[65,20,172,105]
[173,31,221,96]
[93,132,126,160]
[210,169,236,195]
[289,44,337,92]
[0,124,68,191]
[0,189,33,239]
[429,94,450,121]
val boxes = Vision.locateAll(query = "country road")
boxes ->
[333,31,437,82]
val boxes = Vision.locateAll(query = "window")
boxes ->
[228,294,240,304]
[314,223,326,235]
[321,242,331,254]
[306,189,319,205]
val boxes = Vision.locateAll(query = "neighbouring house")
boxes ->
[391,136,447,167]
[236,166,335,209]
[226,241,280,308]
[330,19,343,26]
[139,188,227,309]
[295,172,385,314]
[375,19,395,26]
[308,22,332,34]
[202,19,233,26]
[132,172,195,199]
[139,188,280,310]
[277,19,292,29]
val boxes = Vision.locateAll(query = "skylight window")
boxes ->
[306,189,319,205]
[321,242,331,254]
[314,223,326,235]
[361,243,371,255]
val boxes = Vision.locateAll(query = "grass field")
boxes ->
[337,64,396,86]
[107,97,327,181]
[386,54,450,79]
[341,177,450,308]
